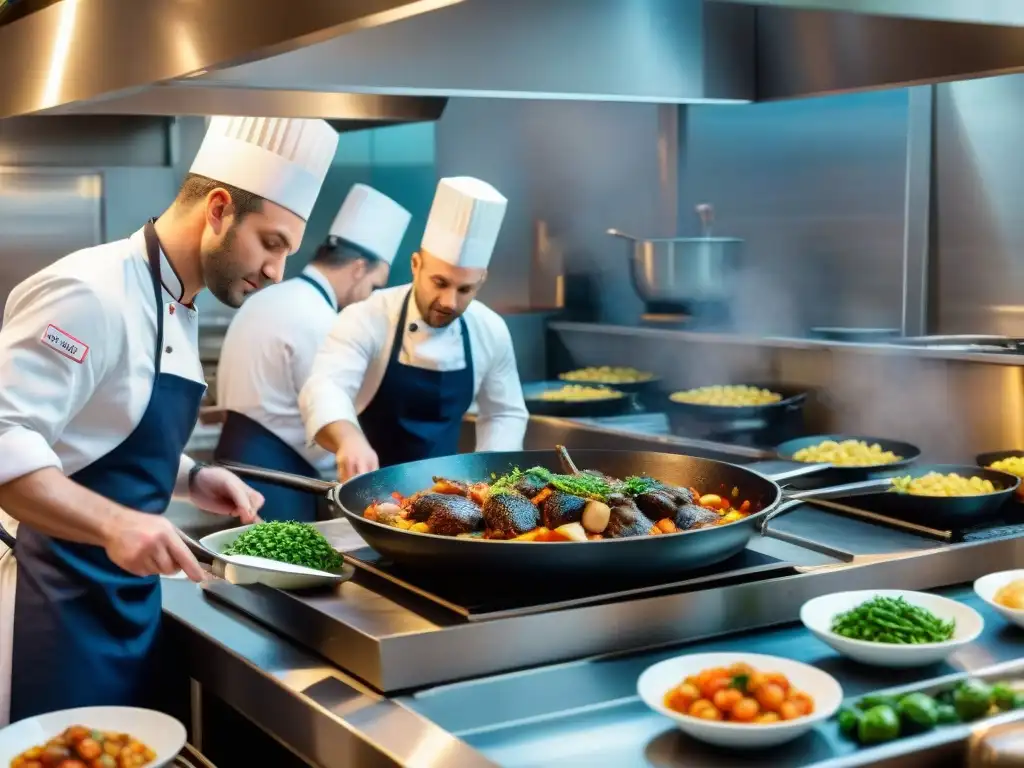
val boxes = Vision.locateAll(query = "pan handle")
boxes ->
[785,477,893,502]
[759,499,802,535]
[760,477,894,535]
[758,463,831,483]
[175,527,216,566]
[216,461,336,495]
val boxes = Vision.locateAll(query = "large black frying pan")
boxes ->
[219,452,1018,579]
[223,450,786,580]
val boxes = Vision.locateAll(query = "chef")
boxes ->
[299,176,529,481]
[0,115,338,724]
[215,184,412,521]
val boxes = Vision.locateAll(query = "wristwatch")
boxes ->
[188,461,209,492]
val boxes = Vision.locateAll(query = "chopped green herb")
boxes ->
[224,521,343,572]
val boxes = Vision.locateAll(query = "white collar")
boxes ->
[134,228,192,308]
[301,264,339,311]
[159,248,186,304]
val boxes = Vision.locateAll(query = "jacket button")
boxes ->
[409,323,418,332]
[165,346,173,354]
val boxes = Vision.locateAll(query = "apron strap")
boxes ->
[297,273,336,310]
[388,288,414,365]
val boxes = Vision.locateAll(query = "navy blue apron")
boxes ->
[358,289,474,467]
[7,221,205,721]
[213,273,334,523]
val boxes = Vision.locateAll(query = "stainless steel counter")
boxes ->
[405,587,1024,768]
[163,521,1024,768]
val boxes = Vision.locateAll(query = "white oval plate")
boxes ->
[0,706,186,767]
[637,652,843,749]
[801,589,984,668]
[974,569,1024,630]
[200,521,354,590]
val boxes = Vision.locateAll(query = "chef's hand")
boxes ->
[335,432,379,482]
[104,510,205,582]
[190,466,264,524]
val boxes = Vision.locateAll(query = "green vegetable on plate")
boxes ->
[830,596,955,644]
[991,683,1017,711]
[858,705,901,744]
[224,521,344,572]
[856,694,901,712]
[935,703,959,725]
[897,692,939,730]
[837,707,862,738]
[953,679,994,721]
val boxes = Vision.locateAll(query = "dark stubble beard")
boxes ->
[203,225,251,308]
[414,290,458,329]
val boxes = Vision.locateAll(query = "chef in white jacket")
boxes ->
[300,176,529,481]
[215,184,412,521]
[0,116,338,725]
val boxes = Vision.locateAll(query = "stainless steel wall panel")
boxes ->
[0,168,103,314]
[679,88,911,334]
[934,74,1024,335]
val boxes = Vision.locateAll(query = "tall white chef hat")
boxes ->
[189,116,339,221]
[420,177,508,269]
[328,184,412,265]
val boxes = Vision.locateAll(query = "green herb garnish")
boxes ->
[488,467,660,501]
[224,521,344,572]
[619,475,659,496]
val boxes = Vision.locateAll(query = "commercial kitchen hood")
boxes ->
[6,0,1024,120]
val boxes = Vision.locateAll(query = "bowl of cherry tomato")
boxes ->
[637,652,843,748]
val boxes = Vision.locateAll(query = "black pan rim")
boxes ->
[774,434,922,470]
[337,451,782,547]
[557,372,661,386]
[977,449,1024,466]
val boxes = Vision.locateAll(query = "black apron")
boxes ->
[213,273,334,522]
[6,221,206,721]
[358,290,474,467]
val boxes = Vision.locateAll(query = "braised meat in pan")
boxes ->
[363,465,756,543]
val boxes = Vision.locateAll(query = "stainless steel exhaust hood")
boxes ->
[6,0,1024,120]
[0,0,457,122]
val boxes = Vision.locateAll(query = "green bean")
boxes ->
[830,596,956,645]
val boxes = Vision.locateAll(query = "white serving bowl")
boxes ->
[974,569,1024,630]
[800,589,984,668]
[0,706,186,767]
[637,652,843,749]
[201,521,353,590]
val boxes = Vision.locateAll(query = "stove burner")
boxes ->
[343,546,792,621]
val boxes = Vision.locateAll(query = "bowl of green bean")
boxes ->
[800,590,984,668]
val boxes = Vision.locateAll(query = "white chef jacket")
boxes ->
[299,283,528,451]
[216,265,337,473]
[0,227,205,727]
[0,227,204,526]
